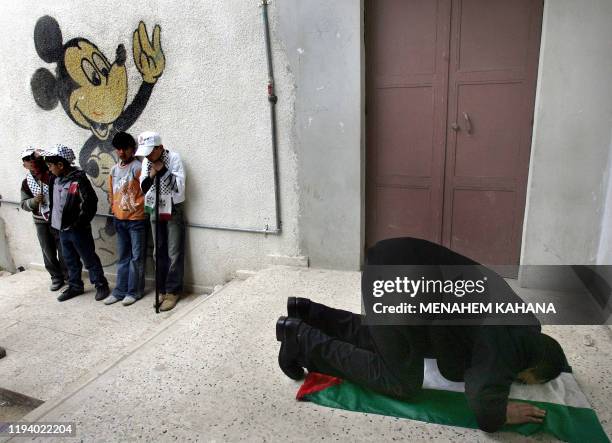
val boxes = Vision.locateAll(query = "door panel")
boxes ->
[450,189,516,264]
[453,82,524,179]
[369,0,440,78]
[376,187,433,241]
[442,0,543,267]
[374,87,435,181]
[366,0,451,246]
[457,0,532,72]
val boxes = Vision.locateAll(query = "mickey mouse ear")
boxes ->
[31,68,58,110]
[34,16,63,63]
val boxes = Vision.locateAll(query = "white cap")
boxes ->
[21,146,36,160]
[136,131,162,157]
[40,144,76,164]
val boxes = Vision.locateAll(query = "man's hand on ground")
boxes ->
[506,401,546,425]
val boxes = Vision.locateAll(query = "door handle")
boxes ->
[463,112,472,135]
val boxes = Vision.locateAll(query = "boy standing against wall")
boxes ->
[43,144,111,302]
[104,132,146,306]
[137,132,186,312]
[20,147,67,291]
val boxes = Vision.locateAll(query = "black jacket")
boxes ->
[429,325,543,432]
[49,168,98,231]
[365,237,550,433]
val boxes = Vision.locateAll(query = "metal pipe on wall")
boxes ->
[261,0,282,233]
[0,199,280,235]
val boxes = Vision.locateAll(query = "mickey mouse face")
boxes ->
[63,39,128,139]
[31,16,129,141]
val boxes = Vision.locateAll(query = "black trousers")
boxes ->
[34,222,67,283]
[297,300,427,400]
[296,237,484,399]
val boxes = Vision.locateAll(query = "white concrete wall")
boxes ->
[275,1,364,270]
[521,0,612,272]
[597,130,612,265]
[0,0,300,288]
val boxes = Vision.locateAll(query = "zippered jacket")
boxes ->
[49,169,98,230]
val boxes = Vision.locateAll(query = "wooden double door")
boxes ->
[365,0,544,268]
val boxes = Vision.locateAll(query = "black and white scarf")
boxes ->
[26,171,50,221]
[144,150,174,219]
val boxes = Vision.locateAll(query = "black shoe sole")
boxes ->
[278,342,304,380]
[287,297,297,318]
[276,316,305,380]
[276,316,288,341]
[287,297,311,320]
[50,282,64,292]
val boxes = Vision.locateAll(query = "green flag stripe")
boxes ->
[304,381,610,443]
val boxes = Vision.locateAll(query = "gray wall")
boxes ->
[521,0,612,277]
[276,1,364,270]
[597,131,612,265]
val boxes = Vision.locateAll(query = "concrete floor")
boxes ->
[0,269,199,403]
[0,267,611,442]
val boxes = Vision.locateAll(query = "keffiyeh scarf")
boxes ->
[26,171,50,221]
[144,150,174,221]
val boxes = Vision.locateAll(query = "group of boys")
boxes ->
[20,131,186,312]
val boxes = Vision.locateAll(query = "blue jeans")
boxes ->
[150,203,185,294]
[59,224,108,291]
[113,219,146,299]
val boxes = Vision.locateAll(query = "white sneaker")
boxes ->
[103,294,121,305]
[122,295,138,306]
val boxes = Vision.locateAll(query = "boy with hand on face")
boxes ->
[137,131,186,312]
[104,132,146,306]
[43,144,111,302]
[20,147,67,291]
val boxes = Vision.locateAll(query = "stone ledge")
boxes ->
[266,254,308,267]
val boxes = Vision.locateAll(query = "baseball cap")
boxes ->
[40,144,76,164]
[136,131,162,157]
[21,146,36,160]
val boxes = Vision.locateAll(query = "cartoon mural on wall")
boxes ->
[30,15,165,265]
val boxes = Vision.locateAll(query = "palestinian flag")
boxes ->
[297,359,609,443]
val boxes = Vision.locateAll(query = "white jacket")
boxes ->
[140,150,186,205]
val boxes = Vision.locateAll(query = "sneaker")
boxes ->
[50,280,64,291]
[95,285,110,301]
[57,286,84,302]
[160,293,179,312]
[122,295,138,306]
[103,294,122,305]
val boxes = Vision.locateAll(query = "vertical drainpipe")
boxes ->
[261,0,282,233]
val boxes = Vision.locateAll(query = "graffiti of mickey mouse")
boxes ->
[31,15,165,265]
